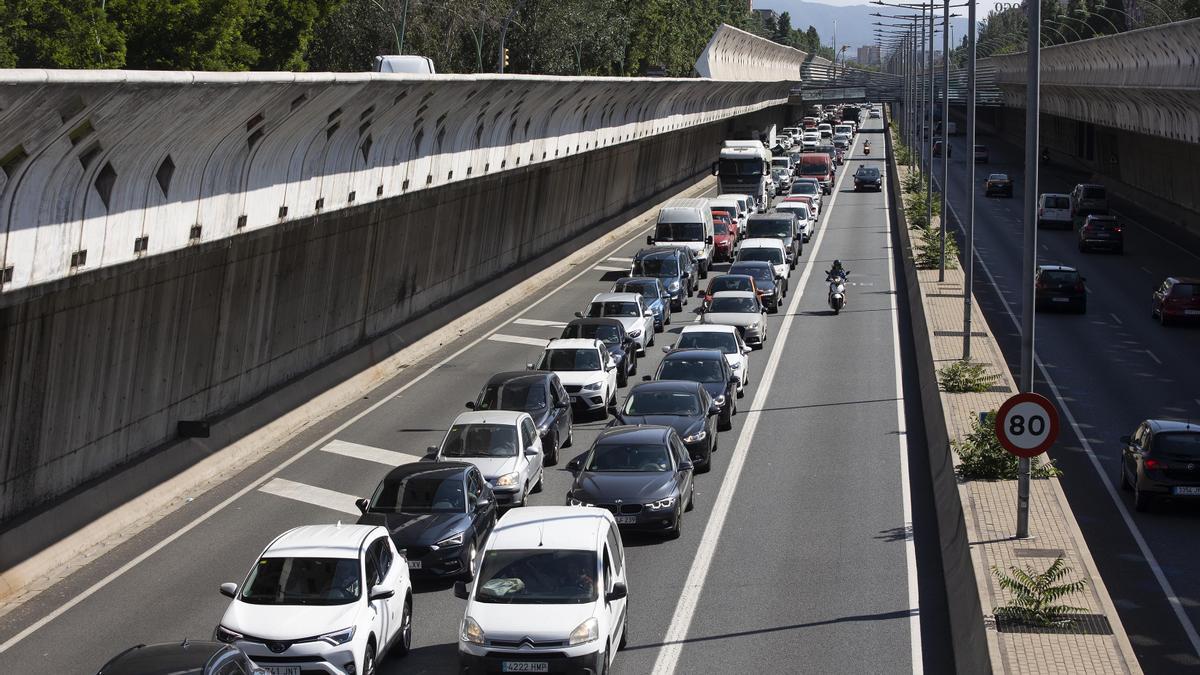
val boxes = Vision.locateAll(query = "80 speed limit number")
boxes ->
[994,392,1060,458]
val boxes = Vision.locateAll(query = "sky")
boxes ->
[776,0,1006,15]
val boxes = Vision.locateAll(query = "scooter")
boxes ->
[863,141,872,156]
[828,272,848,314]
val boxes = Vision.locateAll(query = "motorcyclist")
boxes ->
[863,139,871,155]
[825,260,849,282]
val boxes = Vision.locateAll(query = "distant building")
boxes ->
[857,45,881,66]
[752,8,780,25]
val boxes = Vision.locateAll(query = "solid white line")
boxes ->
[321,440,422,467]
[512,318,568,328]
[0,203,667,656]
[938,183,1200,660]
[1110,313,1123,325]
[258,478,360,516]
[593,264,627,272]
[487,334,551,347]
[1145,349,1162,366]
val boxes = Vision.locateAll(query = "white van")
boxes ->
[373,55,436,74]
[649,199,715,277]
[1037,193,1073,229]
[455,506,628,674]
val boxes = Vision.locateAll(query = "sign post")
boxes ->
[995,392,1059,538]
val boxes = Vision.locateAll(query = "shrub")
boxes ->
[954,412,1062,480]
[938,359,996,393]
[902,170,924,195]
[992,557,1088,627]
[914,223,959,270]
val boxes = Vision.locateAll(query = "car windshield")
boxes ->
[478,380,548,411]
[655,222,704,241]
[1040,270,1078,284]
[540,348,601,371]
[792,182,818,195]
[748,220,791,238]
[240,557,360,606]
[474,549,597,604]
[709,296,757,313]
[1044,196,1070,209]
[800,160,829,175]
[633,258,678,277]
[441,423,519,458]
[1155,433,1200,457]
[713,220,730,235]
[857,168,880,178]
[563,323,622,345]
[709,276,752,293]
[368,475,466,514]
[718,158,763,176]
[739,248,783,265]
[730,264,772,283]
[678,332,738,354]
[586,443,673,472]
[778,205,809,219]
[659,357,724,383]
[989,174,1008,181]
[587,301,639,318]
[624,390,702,416]
[614,280,659,300]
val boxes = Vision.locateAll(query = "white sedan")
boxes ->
[676,324,753,396]
[533,338,619,418]
[216,524,412,675]
[578,292,655,354]
[429,410,545,508]
[700,290,769,350]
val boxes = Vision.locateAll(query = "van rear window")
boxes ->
[1082,187,1106,199]
[1045,197,1069,209]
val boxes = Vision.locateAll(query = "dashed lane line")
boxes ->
[487,334,551,347]
[512,318,568,328]
[593,265,628,272]
[321,440,422,467]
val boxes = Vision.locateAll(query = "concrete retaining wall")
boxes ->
[0,106,784,523]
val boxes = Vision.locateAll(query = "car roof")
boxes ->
[567,317,625,328]
[491,506,609,551]
[1146,419,1200,434]
[711,290,757,300]
[626,380,704,396]
[265,524,381,559]
[708,273,754,284]
[381,461,473,483]
[546,338,603,350]
[1166,276,1200,284]
[680,323,738,335]
[98,641,235,675]
[453,409,528,425]
[663,348,726,361]
[729,260,772,269]
[484,371,553,387]
[613,276,661,286]
[597,424,674,443]
[988,173,1009,179]
[740,238,785,249]
[635,246,684,259]
[591,292,641,303]
[1037,264,1077,273]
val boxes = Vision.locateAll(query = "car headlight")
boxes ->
[627,329,642,338]
[568,495,595,507]
[569,617,600,646]
[318,626,356,646]
[214,625,242,644]
[713,395,726,407]
[434,532,464,549]
[647,497,676,511]
[461,616,486,645]
[582,381,603,391]
[682,430,707,443]
[538,424,549,437]
[731,362,741,370]
[494,472,519,488]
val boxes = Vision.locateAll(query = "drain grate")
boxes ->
[1014,548,1065,557]
[995,614,1112,635]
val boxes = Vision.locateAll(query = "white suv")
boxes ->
[428,410,545,508]
[533,339,619,418]
[455,506,629,674]
[216,524,412,675]
[579,292,655,354]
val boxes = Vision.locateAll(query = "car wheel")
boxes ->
[768,300,779,315]
[686,483,696,512]
[363,641,378,675]
[1134,486,1154,513]
[655,319,664,333]
[545,433,559,466]
[1119,464,1132,491]
[563,426,574,448]
[620,612,629,650]
[532,470,544,493]
[617,366,628,388]
[671,299,683,312]
[667,510,683,539]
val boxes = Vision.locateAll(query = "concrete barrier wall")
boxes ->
[0,70,790,292]
[0,106,784,523]
[695,23,832,81]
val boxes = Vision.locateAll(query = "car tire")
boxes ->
[363,641,378,675]
[671,299,683,312]
[563,426,574,448]
[686,483,696,512]
[545,433,559,466]
[620,613,629,650]
[1119,465,1132,492]
[667,511,683,539]
[1134,486,1154,513]
[617,367,628,388]
[532,470,543,493]
[737,385,745,399]
[768,300,779,315]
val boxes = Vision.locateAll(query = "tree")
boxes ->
[774,11,793,45]
[4,0,126,68]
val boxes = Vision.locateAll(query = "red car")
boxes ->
[711,209,738,261]
[782,194,818,215]
[1152,276,1200,326]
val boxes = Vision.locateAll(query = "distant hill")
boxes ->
[757,2,970,59]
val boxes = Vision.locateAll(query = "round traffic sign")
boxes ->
[994,392,1059,458]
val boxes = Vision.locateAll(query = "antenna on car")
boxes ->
[538,523,545,547]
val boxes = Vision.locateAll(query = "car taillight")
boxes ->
[1144,458,1165,470]
[1038,207,1044,217]
[1035,279,1045,290]
[1075,281,1086,292]
[1114,227,1123,233]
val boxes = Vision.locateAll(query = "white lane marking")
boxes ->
[1145,349,1162,366]
[258,478,360,515]
[321,440,422,467]
[938,182,1200,661]
[884,151,925,674]
[1141,266,1153,275]
[608,257,634,263]
[1110,313,1123,325]
[1195,399,1200,409]
[0,197,671,655]
[593,264,627,272]
[512,318,568,328]
[487,334,550,347]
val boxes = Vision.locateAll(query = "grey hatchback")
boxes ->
[1120,420,1200,512]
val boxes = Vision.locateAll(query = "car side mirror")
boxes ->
[476,495,491,511]
[423,445,439,461]
[574,311,584,318]
[646,235,655,246]
[369,584,395,601]
[679,460,694,471]
[525,446,539,456]
[644,309,654,317]
[743,347,753,355]
[465,401,476,410]
[219,582,238,599]
[566,453,587,472]
[454,581,471,600]
[642,375,653,382]
[708,404,721,416]
[706,235,714,245]
[606,581,628,603]
[355,498,370,514]
[1120,435,1131,445]
[662,345,672,354]
[711,161,719,176]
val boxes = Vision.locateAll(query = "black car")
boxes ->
[560,318,638,387]
[357,462,497,579]
[467,371,573,463]
[649,348,737,431]
[565,425,695,538]
[632,247,695,312]
[854,166,882,191]
[612,380,720,472]
[746,213,801,268]
[1120,420,1200,512]
[1034,265,1087,314]
[730,260,783,313]
[1078,214,1124,254]
[97,640,262,675]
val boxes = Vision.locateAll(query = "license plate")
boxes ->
[1174,486,1200,496]
[615,515,637,525]
[1051,298,1070,303]
[503,662,549,673]
[1186,310,1200,316]
[408,560,422,569]
[264,668,300,675]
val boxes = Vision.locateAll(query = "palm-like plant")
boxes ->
[992,557,1088,627]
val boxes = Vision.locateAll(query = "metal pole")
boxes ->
[925,4,934,236]
[939,0,950,281]
[963,0,977,360]
[1016,0,1041,540]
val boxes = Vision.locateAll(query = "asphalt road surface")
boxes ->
[0,118,952,674]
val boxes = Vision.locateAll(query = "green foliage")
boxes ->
[954,412,1062,481]
[938,360,997,393]
[904,188,942,231]
[992,557,1088,627]
[2,0,126,68]
[901,170,924,196]
[914,223,959,270]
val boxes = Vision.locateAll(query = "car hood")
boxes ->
[221,600,362,641]
[605,316,641,334]
[574,471,678,502]
[613,414,703,437]
[655,241,704,254]
[699,382,727,401]
[357,511,472,547]
[556,371,606,387]
[459,456,522,480]
[467,602,598,643]
[703,312,760,328]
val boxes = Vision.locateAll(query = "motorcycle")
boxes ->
[827,272,848,314]
[863,141,872,156]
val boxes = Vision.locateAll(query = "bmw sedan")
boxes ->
[651,349,737,431]
[612,381,720,472]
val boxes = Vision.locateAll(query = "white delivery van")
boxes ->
[649,198,715,278]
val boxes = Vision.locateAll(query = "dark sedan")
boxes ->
[560,317,638,387]
[1120,420,1200,512]
[729,261,782,313]
[565,425,695,538]
[650,348,737,431]
[357,462,497,579]
[854,166,882,191]
[1078,214,1124,254]
[985,173,1014,198]
[631,247,694,312]
[612,380,720,472]
[467,370,573,463]
[1035,265,1087,314]
[97,641,263,675]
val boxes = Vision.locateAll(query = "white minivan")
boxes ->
[455,506,629,674]
[649,198,715,278]
[1037,193,1073,229]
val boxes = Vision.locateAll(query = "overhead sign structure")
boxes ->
[994,392,1060,458]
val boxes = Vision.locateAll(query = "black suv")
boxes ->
[1120,420,1200,512]
[560,318,638,387]
[1078,214,1124,254]
[854,166,882,191]
[632,247,696,312]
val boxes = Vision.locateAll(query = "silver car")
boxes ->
[699,291,768,349]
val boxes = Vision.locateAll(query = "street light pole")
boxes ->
[939,0,950,281]
[963,0,977,360]
[1016,0,1041,540]
[925,2,934,240]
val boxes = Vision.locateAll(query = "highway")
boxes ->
[0,119,952,674]
[937,131,1200,673]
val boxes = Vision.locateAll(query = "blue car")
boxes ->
[631,247,696,312]
[611,276,672,332]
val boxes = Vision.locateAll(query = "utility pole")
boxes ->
[497,0,529,73]
[939,0,950,281]
[963,0,978,360]
[925,2,934,240]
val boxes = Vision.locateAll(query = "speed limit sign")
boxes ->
[994,392,1060,458]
